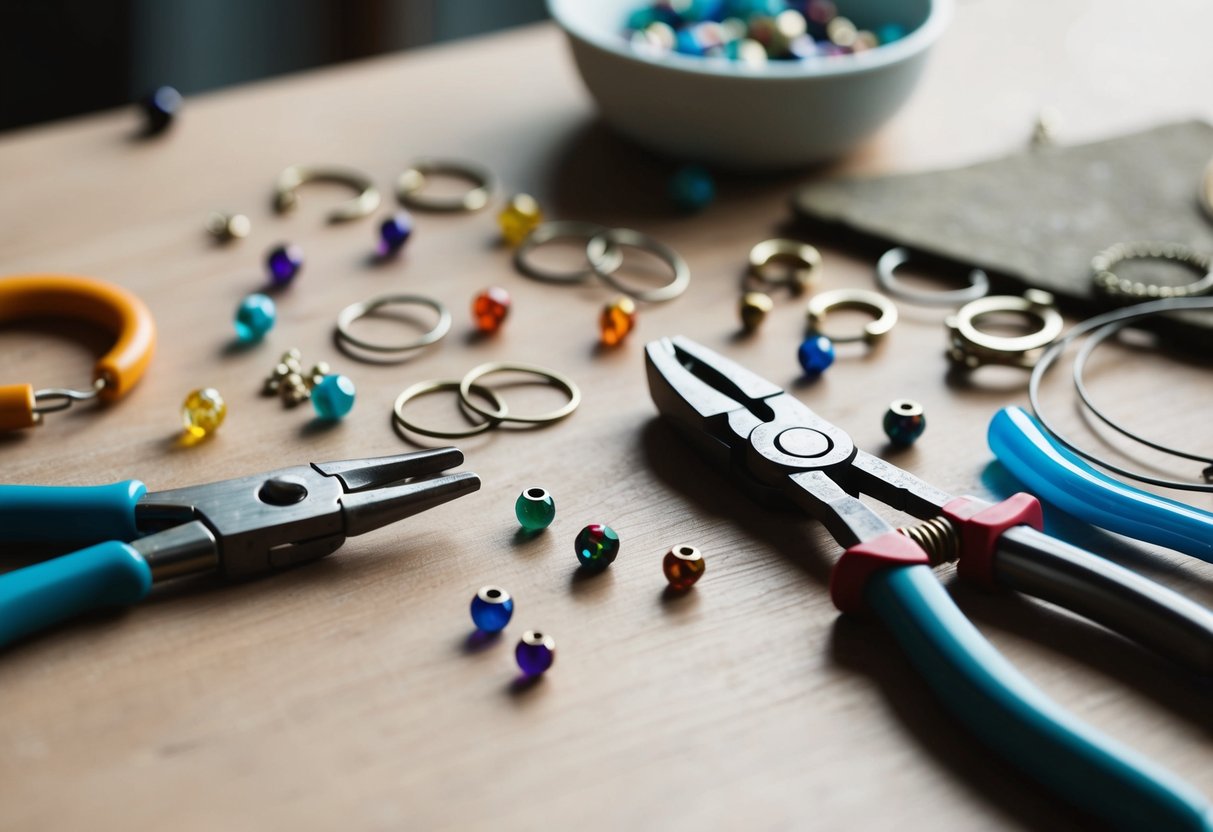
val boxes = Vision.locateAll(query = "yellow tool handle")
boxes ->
[0,383,37,430]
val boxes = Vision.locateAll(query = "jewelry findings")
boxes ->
[395,159,495,212]
[1090,241,1213,300]
[805,288,898,346]
[946,290,1062,371]
[747,238,822,295]
[876,247,989,307]
[335,294,451,361]
[586,227,691,303]
[513,221,622,284]
[273,164,380,223]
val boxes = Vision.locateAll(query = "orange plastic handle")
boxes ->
[0,383,37,430]
[0,274,156,402]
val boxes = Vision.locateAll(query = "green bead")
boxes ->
[515,487,556,531]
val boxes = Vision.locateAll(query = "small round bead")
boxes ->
[575,523,620,570]
[206,212,250,242]
[883,399,926,446]
[472,287,511,333]
[141,86,182,134]
[797,334,835,376]
[470,585,514,633]
[266,243,304,286]
[181,388,226,439]
[515,487,556,531]
[498,194,544,247]
[739,292,774,333]
[515,630,556,677]
[311,374,356,420]
[600,296,637,346]
[378,211,414,256]
[234,293,276,342]
[663,544,706,591]
[669,165,715,213]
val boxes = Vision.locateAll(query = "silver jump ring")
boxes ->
[335,294,451,358]
[805,289,898,345]
[586,228,690,303]
[395,159,495,213]
[1090,241,1213,299]
[393,380,507,439]
[273,164,380,223]
[876,247,990,307]
[514,221,623,284]
[458,362,581,426]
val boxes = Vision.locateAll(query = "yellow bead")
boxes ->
[739,292,774,332]
[600,296,637,346]
[181,388,227,439]
[498,193,543,247]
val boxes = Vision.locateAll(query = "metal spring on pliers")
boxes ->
[897,516,960,566]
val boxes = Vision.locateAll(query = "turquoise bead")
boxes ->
[312,374,356,420]
[515,487,556,531]
[234,293,275,342]
[575,524,620,570]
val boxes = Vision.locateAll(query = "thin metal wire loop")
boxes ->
[335,294,451,357]
[273,164,381,223]
[876,247,990,307]
[458,362,581,426]
[32,378,106,414]
[393,380,507,439]
[586,228,690,303]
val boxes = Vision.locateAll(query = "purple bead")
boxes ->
[515,630,556,677]
[378,212,414,256]
[141,86,182,134]
[266,244,303,286]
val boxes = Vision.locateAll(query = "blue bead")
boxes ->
[515,631,556,677]
[234,293,275,342]
[311,374,356,420]
[875,23,907,44]
[674,28,705,56]
[378,212,413,256]
[267,244,304,286]
[670,165,715,212]
[470,586,514,633]
[141,86,182,134]
[797,334,835,375]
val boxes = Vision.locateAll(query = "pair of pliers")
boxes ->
[0,448,479,648]
[645,336,1213,831]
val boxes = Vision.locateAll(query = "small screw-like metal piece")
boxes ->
[206,212,251,242]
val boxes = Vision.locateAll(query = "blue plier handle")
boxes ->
[646,336,1213,831]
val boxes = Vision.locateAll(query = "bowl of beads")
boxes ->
[548,0,951,169]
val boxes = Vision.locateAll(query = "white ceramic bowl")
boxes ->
[548,0,951,169]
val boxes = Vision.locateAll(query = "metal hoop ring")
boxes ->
[746,238,821,295]
[513,221,623,284]
[946,290,1063,370]
[458,362,581,426]
[586,228,690,303]
[335,294,451,356]
[273,164,381,223]
[393,380,507,439]
[395,159,495,213]
[875,247,990,307]
[805,289,898,345]
[1090,241,1213,299]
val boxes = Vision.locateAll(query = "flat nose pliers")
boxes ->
[0,448,479,648]
[646,335,1213,831]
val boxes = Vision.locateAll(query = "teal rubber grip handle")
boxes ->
[0,541,152,648]
[867,564,1213,831]
[988,407,1213,562]
[0,481,146,543]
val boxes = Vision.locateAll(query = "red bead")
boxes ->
[472,287,511,333]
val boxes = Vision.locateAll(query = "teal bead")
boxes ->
[575,524,620,570]
[883,399,926,446]
[234,293,275,342]
[515,487,556,531]
[312,374,356,420]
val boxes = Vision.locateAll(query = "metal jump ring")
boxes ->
[746,239,822,295]
[395,159,495,213]
[393,380,508,439]
[458,362,581,426]
[513,221,623,284]
[805,289,898,345]
[1090,241,1213,299]
[586,228,690,303]
[273,164,381,223]
[335,294,451,357]
[876,247,990,307]
[946,290,1063,370]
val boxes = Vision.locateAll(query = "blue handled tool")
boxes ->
[0,448,479,648]
[646,336,1213,831]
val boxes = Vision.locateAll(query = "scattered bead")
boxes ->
[670,165,715,212]
[663,544,706,591]
[515,630,556,677]
[181,388,226,439]
[739,291,774,333]
[206,212,250,242]
[266,243,304,286]
[498,194,544,247]
[883,399,926,446]
[140,86,182,135]
[472,287,511,334]
[575,524,620,570]
[516,487,557,531]
[311,374,356,420]
[234,293,276,342]
[600,296,637,346]
[797,334,835,376]
[378,212,414,257]
[470,586,514,633]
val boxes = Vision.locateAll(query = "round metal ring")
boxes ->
[1090,241,1213,299]
[513,221,623,284]
[458,362,581,426]
[393,380,508,439]
[946,290,1063,370]
[586,228,690,303]
[805,289,898,345]
[746,239,822,295]
[273,164,380,223]
[335,294,451,356]
[395,159,495,213]
[875,247,990,307]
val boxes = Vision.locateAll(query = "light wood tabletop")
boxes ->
[2,2,1212,830]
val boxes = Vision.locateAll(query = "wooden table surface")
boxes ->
[2,2,1213,830]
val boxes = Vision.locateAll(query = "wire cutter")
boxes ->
[646,335,1213,832]
[0,448,479,648]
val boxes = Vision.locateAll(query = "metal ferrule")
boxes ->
[131,520,220,582]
